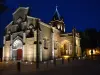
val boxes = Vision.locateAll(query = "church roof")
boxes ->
[52,6,61,21]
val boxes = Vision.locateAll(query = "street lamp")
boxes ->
[72,26,77,59]
[36,19,41,69]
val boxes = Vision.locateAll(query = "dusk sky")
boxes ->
[0,0,100,46]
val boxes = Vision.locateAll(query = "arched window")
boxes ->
[57,24,60,29]
[69,45,72,55]
[12,39,23,60]
[44,38,48,49]
[12,39,23,49]
[16,17,23,24]
[64,44,67,50]
[54,41,57,49]
[61,25,63,30]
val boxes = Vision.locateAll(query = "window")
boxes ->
[29,24,34,29]
[29,25,33,29]
[16,17,22,23]
[44,38,48,49]
[57,25,60,29]
[54,41,57,49]
[12,39,23,49]
[69,45,72,55]
[70,45,72,51]
[61,25,62,30]
[64,44,67,50]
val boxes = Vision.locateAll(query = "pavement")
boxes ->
[0,59,100,75]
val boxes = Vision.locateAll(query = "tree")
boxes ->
[97,31,100,47]
[85,28,97,48]
[0,0,8,14]
[79,28,98,55]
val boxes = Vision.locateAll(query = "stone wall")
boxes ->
[53,28,61,58]
[3,41,10,61]
[76,37,81,56]
[40,22,52,60]
[25,38,34,61]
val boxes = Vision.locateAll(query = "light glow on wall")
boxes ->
[76,38,78,46]
[33,44,36,61]
[62,55,70,59]
[64,27,65,32]
[23,45,24,60]
[52,33,54,58]
[27,44,34,61]
[3,46,4,60]
[89,49,96,55]
[87,49,100,55]
[57,25,60,29]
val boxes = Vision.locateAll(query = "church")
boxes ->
[2,7,81,62]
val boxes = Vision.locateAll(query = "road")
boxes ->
[1,59,100,75]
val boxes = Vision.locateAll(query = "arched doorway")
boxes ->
[64,43,68,55]
[12,39,23,60]
[60,40,70,56]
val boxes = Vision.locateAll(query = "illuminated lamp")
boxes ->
[89,49,96,55]
[62,55,70,59]
[31,62,33,64]
[25,61,28,64]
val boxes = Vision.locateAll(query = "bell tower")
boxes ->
[49,6,66,33]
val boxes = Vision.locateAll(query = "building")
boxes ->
[86,48,100,56]
[0,48,2,61]
[3,7,81,62]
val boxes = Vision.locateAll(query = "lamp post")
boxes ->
[36,19,40,69]
[91,49,93,60]
[72,26,77,59]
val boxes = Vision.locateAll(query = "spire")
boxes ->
[50,5,65,33]
[56,5,58,11]
[52,5,61,20]
[56,5,60,19]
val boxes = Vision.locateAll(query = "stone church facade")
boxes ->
[3,7,81,62]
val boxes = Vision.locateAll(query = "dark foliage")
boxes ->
[0,0,8,14]
[79,28,99,54]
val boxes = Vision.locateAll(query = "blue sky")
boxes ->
[0,0,100,46]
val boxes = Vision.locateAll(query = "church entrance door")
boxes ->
[12,39,23,61]
[17,49,22,60]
